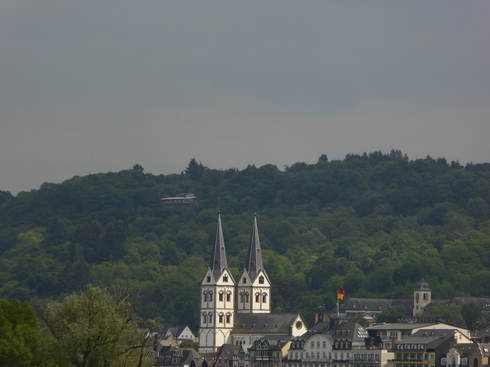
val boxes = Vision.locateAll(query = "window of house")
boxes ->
[209,292,213,302]
[203,292,207,302]
[219,314,223,323]
[311,341,315,348]
[224,275,228,282]
[243,278,247,284]
[226,314,231,323]
[245,293,249,302]
[219,292,224,301]
[209,314,213,323]
[256,294,260,303]
[227,293,231,302]
[259,276,264,284]
[203,314,207,323]
[263,294,267,303]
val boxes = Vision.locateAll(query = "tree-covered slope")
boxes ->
[1,151,490,329]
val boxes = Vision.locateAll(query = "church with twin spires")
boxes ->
[199,213,307,353]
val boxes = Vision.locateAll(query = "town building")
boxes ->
[391,329,472,367]
[340,280,490,322]
[367,323,470,352]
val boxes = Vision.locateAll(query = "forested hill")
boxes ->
[1,151,490,330]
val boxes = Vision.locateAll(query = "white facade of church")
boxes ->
[199,214,272,352]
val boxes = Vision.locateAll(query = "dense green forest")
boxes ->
[1,150,490,331]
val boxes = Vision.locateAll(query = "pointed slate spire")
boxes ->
[210,213,228,279]
[246,213,264,281]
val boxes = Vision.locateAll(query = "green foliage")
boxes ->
[0,299,48,367]
[420,304,465,327]
[0,152,490,326]
[376,306,408,323]
[42,286,152,367]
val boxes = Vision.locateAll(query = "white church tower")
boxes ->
[199,214,236,353]
[236,214,271,314]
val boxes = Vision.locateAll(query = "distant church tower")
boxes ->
[236,214,271,314]
[413,279,431,316]
[199,214,236,352]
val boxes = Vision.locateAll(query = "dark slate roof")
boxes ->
[329,321,368,343]
[310,321,330,333]
[477,325,490,338]
[340,298,413,313]
[210,214,229,279]
[245,214,265,282]
[454,343,478,357]
[397,329,457,349]
[217,344,240,360]
[234,313,302,334]
[368,323,432,331]
[415,279,431,291]
[156,347,202,367]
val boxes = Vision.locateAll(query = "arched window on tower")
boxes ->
[203,291,207,302]
[255,293,260,303]
[226,292,231,302]
[263,293,267,303]
[202,313,207,323]
[209,292,213,302]
[219,292,224,302]
[259,276,264,284]
[245,293,249,303]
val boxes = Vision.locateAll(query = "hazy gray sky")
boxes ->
[1,1,489,194]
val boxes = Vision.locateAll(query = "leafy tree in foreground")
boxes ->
[42,286,152,367]
[0,299,48,367]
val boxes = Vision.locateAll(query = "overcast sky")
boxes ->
[1,1,489,194]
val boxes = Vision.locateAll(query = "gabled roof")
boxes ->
[234,313,303,334]
[160,325,195,339]
[340,298,413,313]
[217,344,240,360]
[397,329,458,350]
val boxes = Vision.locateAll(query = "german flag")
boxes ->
[337,287,345,300]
